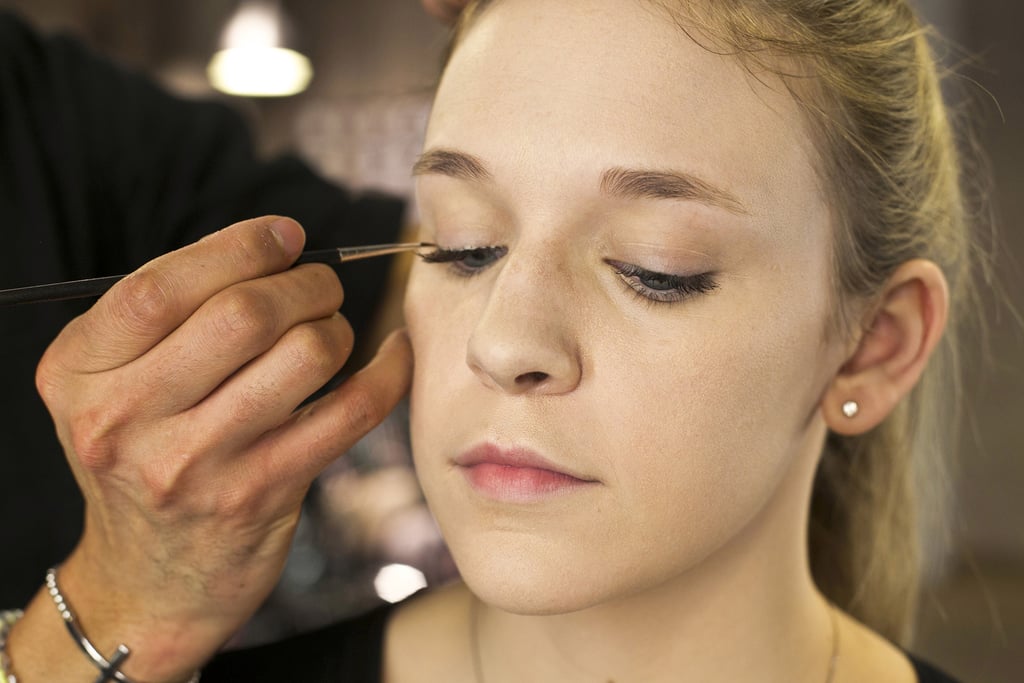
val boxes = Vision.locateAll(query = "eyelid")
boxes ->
[418,245,508,276]
[417,248,716,304]
[418,245,507,263]
[605,259,718,304]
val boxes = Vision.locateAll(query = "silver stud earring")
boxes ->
[841,400,859,418]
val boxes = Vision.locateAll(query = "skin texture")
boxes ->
[6,1,947,681]
[407,0,836,614]
[9,218,414,682]
[398,0,946,681]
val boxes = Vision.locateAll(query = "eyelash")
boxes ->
[418,247,717,304]
[418,246,508,276]
[605,260,718,304]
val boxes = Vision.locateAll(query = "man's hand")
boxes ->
[16,216,412,682]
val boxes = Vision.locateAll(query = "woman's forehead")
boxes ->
[426,0,825,228]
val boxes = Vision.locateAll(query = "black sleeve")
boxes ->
[201,602,394,683]
[906,653,966,683]
[0,10,405,608]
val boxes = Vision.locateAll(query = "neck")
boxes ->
[470,436,836,683]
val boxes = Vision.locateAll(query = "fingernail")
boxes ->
[270,217,305,257]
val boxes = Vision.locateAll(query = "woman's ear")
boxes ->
[823,259,950,436]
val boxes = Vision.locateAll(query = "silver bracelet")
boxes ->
[0,609,25,683]
[46,567,200,683]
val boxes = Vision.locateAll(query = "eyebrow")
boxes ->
[412,149,492,182]
[413,148,745,214]
[600,168,746,214]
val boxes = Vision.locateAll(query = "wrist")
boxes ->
[1,609,23,683]
[9,564,212,683]
[49,566,205,683]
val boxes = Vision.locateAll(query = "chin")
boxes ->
[449,538,648,616]
[462,571,603,616]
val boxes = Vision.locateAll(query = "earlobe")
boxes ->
[822,259,949,436]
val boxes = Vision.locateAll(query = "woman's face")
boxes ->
[405,0,843,613]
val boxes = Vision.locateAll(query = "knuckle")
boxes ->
[284,323,344,378]
[335,313,355,348]
[113,270,174,332]
[213,287,279,343]
[67,405,127,472]
[227,381,276,426]
[138,450,199,509]
[34,348,64,406]
[223,223,280,270]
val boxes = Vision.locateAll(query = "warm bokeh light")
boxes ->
[208,46,312,97]
[207,0,312,97]
[373,563,427,604]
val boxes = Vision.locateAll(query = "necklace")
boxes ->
[469,597,840,683]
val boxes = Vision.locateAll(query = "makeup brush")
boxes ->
[0,242,435,307]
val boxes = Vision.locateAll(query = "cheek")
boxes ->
[592,290,832,542]
[404,269,475,449]
[401,258,836,609]
[404,272,441,427]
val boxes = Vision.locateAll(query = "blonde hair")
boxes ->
[447,0,980,646]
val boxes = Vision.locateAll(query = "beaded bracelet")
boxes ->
[0,608,24,683]
[45,567,200,683]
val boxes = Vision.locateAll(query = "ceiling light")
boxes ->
[207,0,312,97]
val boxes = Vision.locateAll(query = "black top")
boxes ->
[0,10,404,607]
[203,603,394,682]
[911,657,967,683]
[204,600,965,682]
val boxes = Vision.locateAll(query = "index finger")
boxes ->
[55,216,306,372]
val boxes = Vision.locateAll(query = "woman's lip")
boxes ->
[453,443,594,480]
[453,443,598,502]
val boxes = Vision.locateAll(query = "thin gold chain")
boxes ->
[469,597,840,683]
[825,602,840,683]
[469,595,485,683]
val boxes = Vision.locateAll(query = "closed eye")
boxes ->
[606,259,718,304]
[419,245,508,276]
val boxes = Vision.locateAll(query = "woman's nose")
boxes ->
[465,262,582,396]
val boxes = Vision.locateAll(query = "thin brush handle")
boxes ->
[0,242,433,306]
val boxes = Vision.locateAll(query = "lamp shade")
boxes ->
[207,0,313,97]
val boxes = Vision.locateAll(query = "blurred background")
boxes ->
[0,0,1019,681]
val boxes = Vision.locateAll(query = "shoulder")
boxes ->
[831,610,965,683]
[0,10,55,79]
[832,609,917,683]
[383,581,477,683]
[0,10,36,47]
